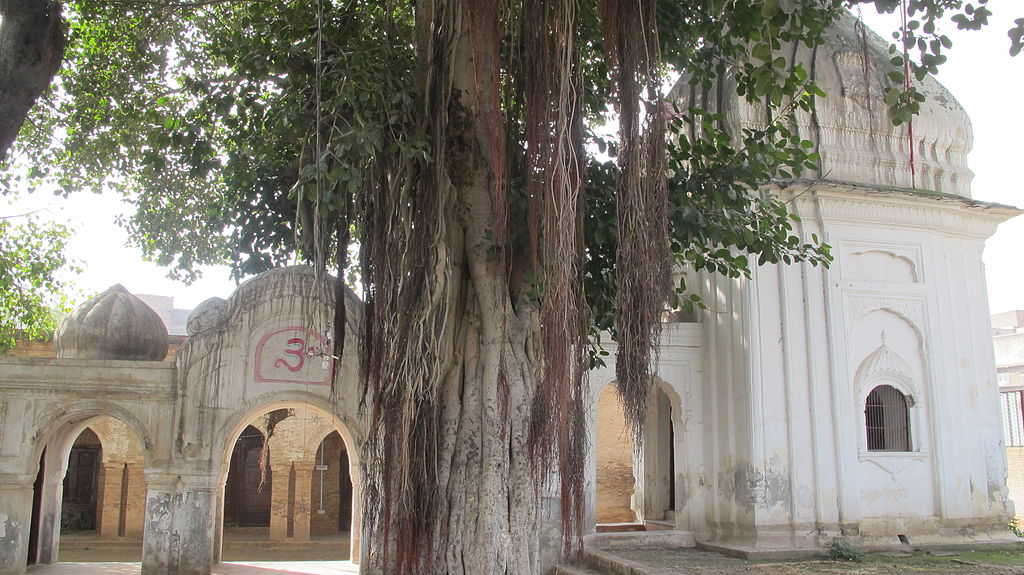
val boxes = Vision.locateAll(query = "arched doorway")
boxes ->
[642,385,676,524]
[594,383,639,527]
[591,379,683,532]
[29,412,150,565]
[61,428,101,532]
[217,404,359,562]
[224,426,272,529]
[310,431,354,536]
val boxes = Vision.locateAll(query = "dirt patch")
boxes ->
[605,548,1024,574]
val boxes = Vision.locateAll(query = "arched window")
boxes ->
[865,385,912,452]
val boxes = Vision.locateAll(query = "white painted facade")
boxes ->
[586,182,1019,556]
[582,11,1021,554]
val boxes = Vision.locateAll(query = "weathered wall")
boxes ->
[0,267,368,575]
[713,182,1017,549]
[594,385,635,524]
[0,357,173,574]
[1007,448,1024,520]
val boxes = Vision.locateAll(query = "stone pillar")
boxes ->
[0,476,34,575]
[35,448,67,565]
[291,463,314,542]
[268,463,292,541]
[212,490,224,564]
[349,471,362,563]
[141,471,218,575]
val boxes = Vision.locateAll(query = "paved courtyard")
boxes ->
[27,562,358,574]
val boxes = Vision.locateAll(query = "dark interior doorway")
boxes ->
[62,428,101,532]
[338,449,352,530]
[224,426,272,527]
[27,449,45,565]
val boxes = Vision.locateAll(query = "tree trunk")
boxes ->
[361,4,562,572]
[362,90,552,575]
[0,0,64,160]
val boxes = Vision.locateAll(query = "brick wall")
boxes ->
[1007,447,1024,519]
[6,335,186,361]
[595,384,637,524]
[90,417,148,540]
[310,432,350,534]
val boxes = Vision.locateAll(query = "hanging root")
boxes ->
[361,1,458,573]
[604,0,673,449]
[522,0,589,558]
[258,408,293,492]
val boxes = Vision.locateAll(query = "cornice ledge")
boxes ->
[773,180,1020,239]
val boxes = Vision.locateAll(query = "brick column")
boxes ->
[268,463,292,541]
[98,463,123,540]
[125,463,147,539]
[291,463,314,542]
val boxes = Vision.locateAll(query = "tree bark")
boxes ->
[362,86,550,575]
[361,4,559,572]
[0,0,64,161]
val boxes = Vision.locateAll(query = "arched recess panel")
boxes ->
[844,250,919,283]
[850,309,935,522]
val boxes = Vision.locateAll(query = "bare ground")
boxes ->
[56,531,1024,574]
[605,547,1024,575]
[58,528,351,563]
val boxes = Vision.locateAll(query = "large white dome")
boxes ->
[674,10,973,197]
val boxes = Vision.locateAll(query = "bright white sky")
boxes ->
[4,2,1023,313]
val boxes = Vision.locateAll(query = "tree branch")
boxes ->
[0,0,65,161]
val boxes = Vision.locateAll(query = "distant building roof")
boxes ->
[137,294,193,336]
[992,310,1024,332]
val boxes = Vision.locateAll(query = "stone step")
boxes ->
[580,549,650,575]
[554,563,607,575]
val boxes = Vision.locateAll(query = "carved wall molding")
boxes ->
[845,295,927,339]
[783,183,1016,240]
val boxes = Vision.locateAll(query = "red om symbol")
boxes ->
[274,337,306,372]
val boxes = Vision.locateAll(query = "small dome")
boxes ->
[55,284,169,361]
[186,297,228,335]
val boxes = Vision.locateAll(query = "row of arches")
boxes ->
[24,402,359,567]
[23,385,679,567]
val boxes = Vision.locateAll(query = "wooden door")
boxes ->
[62,445,100,531]
[224,426,272,527]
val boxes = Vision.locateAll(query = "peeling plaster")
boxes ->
[734,461,792,511]
[0,513,21,560]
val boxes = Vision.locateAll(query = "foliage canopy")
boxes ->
[0,214,75,352]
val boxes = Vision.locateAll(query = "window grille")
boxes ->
[865,385,912,452]
[1001,390,1024,447]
